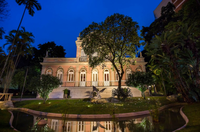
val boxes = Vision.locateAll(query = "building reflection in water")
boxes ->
[32,116,152,132]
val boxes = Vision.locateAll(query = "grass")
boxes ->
[178,103,200,132]
[0,110,15,132]
[13,96,172,114]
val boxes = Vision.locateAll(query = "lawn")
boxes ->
[0,110,15,132]
[178,103,200,132]
[13,97,172,114]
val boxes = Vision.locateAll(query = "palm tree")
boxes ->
[2,27,34,93]
[3,27,34,67]
[0,0,41,79]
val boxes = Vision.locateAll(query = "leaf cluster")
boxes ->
[126,71,154,93]
[29,74,62,103]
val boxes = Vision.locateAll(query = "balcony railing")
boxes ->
[0,93,13,101]
[79,57,87,62]
[60,80,126,87]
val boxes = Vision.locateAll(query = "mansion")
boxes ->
[40,35,146,98]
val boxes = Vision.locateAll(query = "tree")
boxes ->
[0,0,8,39]
[32,41,66,68]
[29,74,62,103]
[146,23,200,102]
[2,27,34,93]
[0,0,41,79]
[141,2,176,44]
[3,27,34,68]
[126,71,154,99]
[80,13,142,99]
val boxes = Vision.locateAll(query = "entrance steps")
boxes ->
[44,86,141,99]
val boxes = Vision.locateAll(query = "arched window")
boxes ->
[126,69,132,80]
[136,66,142,72]
[80,69,86,87]
[104,69,110,86]
[68,69,74,82]
[92,69,98,86]
[46,68,53,75]
[57,69,63,82]
[115,70,121,81]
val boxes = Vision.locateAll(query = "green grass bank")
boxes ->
[13,97,171,114]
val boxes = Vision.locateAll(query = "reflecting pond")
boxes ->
[12,106,185,132]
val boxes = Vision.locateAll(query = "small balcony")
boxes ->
[79,57,87,62]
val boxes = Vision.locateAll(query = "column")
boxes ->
[75,66,79,86]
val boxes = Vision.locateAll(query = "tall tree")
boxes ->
[3,27,34,67]
[2,27,34,93]
[141,2,176,45]
[0,0,41,79]
[32,41,66,69]
[0,0,8,39]
[80,13,143,99]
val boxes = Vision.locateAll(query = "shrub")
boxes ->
[112,87,132,100]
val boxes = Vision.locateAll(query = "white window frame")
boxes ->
[92,69,98,86]
[115,70,121,81]
[126,69,132,80]
[57,69,63,87]
[64,121,71,132]
[105,121,112,132]
[91,121,98,132]
[77,121,84,132]
[46,68,53,75]
[51,119,59,132]
[68,69,74,82]
[80,69,86,87]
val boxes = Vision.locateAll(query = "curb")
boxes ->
[8,110,19,131]
[172,106,189,132]
[8,103,187,119]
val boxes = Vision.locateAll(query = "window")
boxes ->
[115,70,121,81]
[126,69,132,80]
[91,121,98,132]
[68,69,74,82]
[136,66,142,72]
[64,121,71,132]
[57,69,63,82]
[78,121,84,132]
[51,119,58,132]
[46,69,52,75]
[105,121,112,132]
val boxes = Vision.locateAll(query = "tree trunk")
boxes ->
[20,68,28,101]
[160,70,167,96]
[153,85,157,94]
[0,6,27,79]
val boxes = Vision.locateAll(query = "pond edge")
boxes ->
[172,106,189,132]
[7,102,187,119]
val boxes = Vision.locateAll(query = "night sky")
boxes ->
[0,0,162,57]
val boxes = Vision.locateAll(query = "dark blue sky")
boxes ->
[0,0,162,57]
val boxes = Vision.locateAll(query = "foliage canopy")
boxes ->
[29,74,62,103]
[80,13,143,99]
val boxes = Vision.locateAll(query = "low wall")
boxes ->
[41,86,142,99]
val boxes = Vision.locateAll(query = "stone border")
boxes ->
[172,106,189,132]
[8,103,187,119]
[8,110,19,131]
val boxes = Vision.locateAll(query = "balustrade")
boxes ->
[0,93,13,101]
